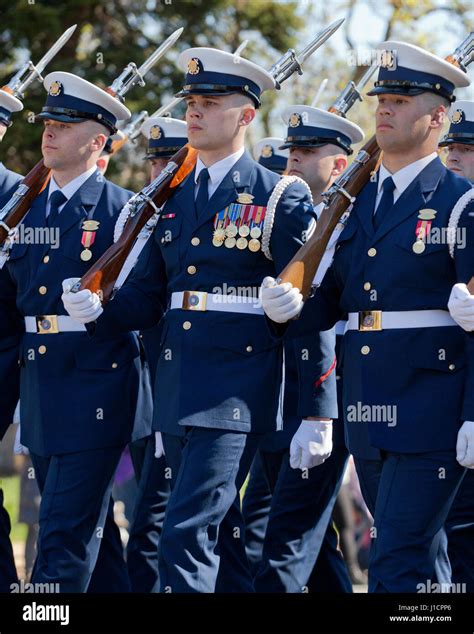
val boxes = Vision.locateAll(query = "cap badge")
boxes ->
[49,81,63,97]
[150,125,162,140]
[261,144,273,158]
[379,49,397,70]
[451,109,463,124]
[289,113,301,128]
[188,58,202,75]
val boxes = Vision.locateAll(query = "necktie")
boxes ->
[195,168,210,217]
[47,190,67,227]
[373,176,395,230]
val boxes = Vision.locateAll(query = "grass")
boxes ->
[1,474,27,542]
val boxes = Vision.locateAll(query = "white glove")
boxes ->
[154,432,165,459]
[260,276,304,324]
[61,278,103,324]
[448,283,474,332]
[289,419,333,470]
[456,421,474,468]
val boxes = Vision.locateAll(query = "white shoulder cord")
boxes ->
[447,187,474,259]
[261,175,313,261]
[113,204,161,290]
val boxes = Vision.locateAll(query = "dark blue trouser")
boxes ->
[0,487,17,592]
[127,435,170,592]
[445,468,474,591]
[30,447,125,592]
[157,428,261,593]
[87,497,131,593]
[357,451,465,592]
[244,446,351,593]
[354,455,459,590]
[241,452,272,576]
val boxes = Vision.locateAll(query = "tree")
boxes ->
[0,0,302,188]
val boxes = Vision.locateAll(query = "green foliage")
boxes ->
[0,0,301,188]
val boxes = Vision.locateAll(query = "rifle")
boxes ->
[0,25,78,246]
[73,144,198,302]
[278,34,474,298]
[0,27,183,249]
[1,25,76,99]
[74,20,346,303]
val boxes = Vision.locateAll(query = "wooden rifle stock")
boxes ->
[76,144,198,305]
[0,159,51,245]
[278,136,380,298]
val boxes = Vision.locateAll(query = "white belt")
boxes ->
[25,315,86,334]
[335,320,347,336]
[346,309,457,332]
[170,291,264,315]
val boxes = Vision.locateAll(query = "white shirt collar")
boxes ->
[48,165,98,205]
[378,152,438,199]
[194,147,245,198]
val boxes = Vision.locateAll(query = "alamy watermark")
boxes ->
[346,401,397,427]
[8,225,60,249]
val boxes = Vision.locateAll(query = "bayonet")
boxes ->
[445,31,474,71]
[270,18,344,88]
[3,25,77,99]
[108,27,183,100]
[310,78,328,107]
[329,62,378,117]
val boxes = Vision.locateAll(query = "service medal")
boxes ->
[248,238,261,252]
[238,225,250,237]
[412,240,426,254]
[212,237,224,247]
[236,237,248,250]
[250,227,262,239]
[213,228,226,241]
[80,219,100,261]
[226,224,238,238]
[225,237,237,248]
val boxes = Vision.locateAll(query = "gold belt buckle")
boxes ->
[36,315,59,334]
[182,291,208,311]
[358,310,382,331]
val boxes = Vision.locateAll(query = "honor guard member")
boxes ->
[440,99,474,182]
[62,46,320,593]
[143,116,188,181]
[261,41,474,592]
[243,109,364,592]
[0,71,153,592]
[252,137,288,175]
[0,88,23,592]
[121,115,187,592]
[438,99,474,591]
[0,89,23,197]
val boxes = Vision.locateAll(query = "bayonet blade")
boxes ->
[234,40,249,57]
[298,18,344,65]
[34,24,77,76]
[310,78,328,107]
[354,62,378,94]
[136,27,184,78]
[148,96,184,120]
